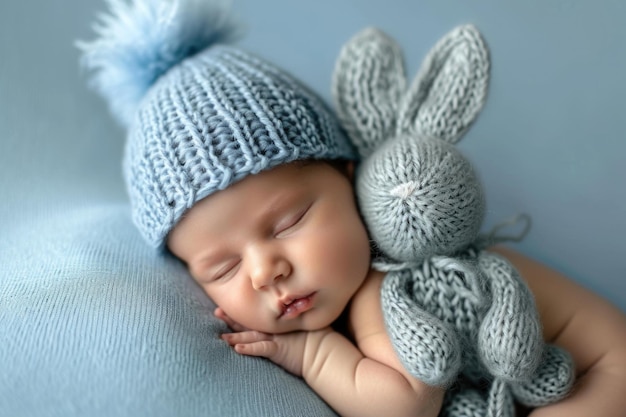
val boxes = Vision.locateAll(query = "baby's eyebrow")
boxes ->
[260,190,307,220]
[193,251,221,270]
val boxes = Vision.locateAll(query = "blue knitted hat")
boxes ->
[79,0,356,248]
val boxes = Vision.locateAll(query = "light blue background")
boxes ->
[2,0,624,309]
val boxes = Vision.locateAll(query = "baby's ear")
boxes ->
[332,28,406,158]
[345,161,356,181]
[397,25,489,144]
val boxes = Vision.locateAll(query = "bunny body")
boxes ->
[333,26,574,416]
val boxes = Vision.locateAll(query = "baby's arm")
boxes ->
[493,246,626,417]
[220,270,444,417]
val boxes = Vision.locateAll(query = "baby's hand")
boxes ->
[221,329,310,376]
[215,307,329,376]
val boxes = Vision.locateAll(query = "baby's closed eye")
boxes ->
[193,258,241,283]
[211,259,241,281]
[274,203,313,238]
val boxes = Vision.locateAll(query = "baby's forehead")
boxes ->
[169,160,353,236]
[169,163,310,233]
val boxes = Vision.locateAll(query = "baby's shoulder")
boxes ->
[346,269,387,346]
[346,268,430,383]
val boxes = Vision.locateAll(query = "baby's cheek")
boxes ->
[317,224,369,274]
[207,287,245,320]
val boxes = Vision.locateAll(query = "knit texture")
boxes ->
[334,27,486,262]
[441,387,488,417]
[333,25,575,416]
[79,0,356,248]
[356,134,484,261]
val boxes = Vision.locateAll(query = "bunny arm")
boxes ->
[381,269,462,386]
[477,250,544,381]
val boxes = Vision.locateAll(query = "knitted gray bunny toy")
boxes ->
[332,25,575,416]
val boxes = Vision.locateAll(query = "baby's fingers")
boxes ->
[222,330,271,345]
[234,340,278,358]
[222,331,277,358]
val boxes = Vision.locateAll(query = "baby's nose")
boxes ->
[247,244,291,290]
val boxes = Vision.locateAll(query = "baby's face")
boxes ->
[167,162,371,334]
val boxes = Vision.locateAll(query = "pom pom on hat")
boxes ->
[78,0,240,127]
[79,0,356,249]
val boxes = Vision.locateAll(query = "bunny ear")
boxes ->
[397,25,489,144]
[332,27,407,158]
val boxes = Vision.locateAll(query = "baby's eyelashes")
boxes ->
[194,258,241,283]
[274,203,312,238]
[210,259,241,281]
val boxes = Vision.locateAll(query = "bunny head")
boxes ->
[333,25,490,262]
